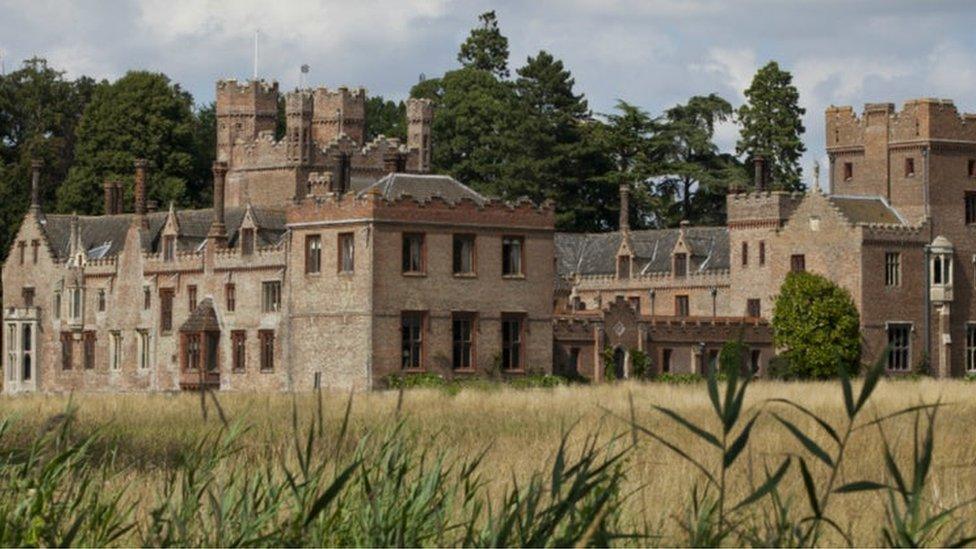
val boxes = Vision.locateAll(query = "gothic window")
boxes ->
[138,330,150,370]
[747,299,761,318]
[502,236,524,276]
[402,233,425,274]
[675,295,690,317]
[453,234,475,275]
[741,242,749,266]
[501,314,524,371]
[226,284,236,312]
[97,289,106,312]
[143,288,151,310]
[339,232,355,273]
[70,288,83,320]
[22,324,33,381]
[305,234,322,274]
[187,285,197,311]
[759,241,766,266]
[109,331,122,371]
[401,311,425,369]
[885,252,901,286]
[904,157,915,177]
[452,313,475,370]
[184,333,200,371]
[262,281,282,313]
[886,323,911,371]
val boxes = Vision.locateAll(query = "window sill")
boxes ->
[453,367,477,374]
[502,274,526,280]
[338,270,355,277]
[260,368,275,374]
[501,369,526,375]
[232,369,245,374]
[401,368,427,374]
[305,272,322,277]
[402,272,427,278]
[453,273,477,279]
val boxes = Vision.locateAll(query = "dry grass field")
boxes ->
[2,378,975,546]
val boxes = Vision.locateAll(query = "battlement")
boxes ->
[215,79,279,114]
[726,191,803,226]
[406,98,433,121]
[285,90,314,114]
[827,98,976,151]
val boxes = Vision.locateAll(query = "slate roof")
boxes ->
[180,298,220,332]
[555,226,729,278]
[355,173,489,205]
[828,195,904,225]
[40,206,286,260]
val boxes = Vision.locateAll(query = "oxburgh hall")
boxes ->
[3,79,976,393]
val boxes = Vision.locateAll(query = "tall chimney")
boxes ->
[103,180,116,215]
[114,182,124,214]
[208,161,229,245]
[134,159,149,228]
[30,159,42,211]
[753,156,767,192]
[619,182,630,232]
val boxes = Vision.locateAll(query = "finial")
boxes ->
[813,160,821,193]
[30,159,42,210]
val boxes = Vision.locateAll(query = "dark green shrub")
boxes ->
[772,271,861,378]
[630,348,651,379]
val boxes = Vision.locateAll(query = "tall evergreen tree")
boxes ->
[57,71,199,214]
[736,61,806,190]
[457,11,510,79]
[650,94,742,226]
[596,101,657,230]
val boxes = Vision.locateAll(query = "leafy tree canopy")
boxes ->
[364,96,406,142]
[457,11,510,79]
[57,71,200,214]
[772,271,861,378]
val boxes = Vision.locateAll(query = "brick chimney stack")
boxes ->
[753,156,767,191]
[619,182,630,232]
[134,159,149,228]
[208,161,228,246]
[30,159,42,211]
[103,180,117,215]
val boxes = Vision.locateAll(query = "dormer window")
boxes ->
[163,235,176,262]
[241,229,255,256]
[673,253,687,278]
[617,255,631,279]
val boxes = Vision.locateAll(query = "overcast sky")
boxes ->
[3,0,976,183]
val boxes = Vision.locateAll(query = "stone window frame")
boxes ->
[965,192,976,225]
[22,287,35,308]
[674,295,690,317]
[338,232,355,274]
[759,241,766,266]
[137,330,151,370]
[451,311,477,371]
[225,283,236,312]
[163,235,176,262]
[262,280,282,313]
[109,331,122,371]
[31,240,39,264]
[240,228,255,256]
[187,285,198,312]
[502,235,526,278]
[17,241,25,265]
[143,287,151,311]
[904,157,915,178]
[84,331,96,370]
[673,253,688,278]
[966,323,976,373]
[790,254,806,273]
[97,289,106,312]
[885,252,901,287]
[60,331,73,370]
[843,162,853,181]
[401,233,426,275]
[452,233,477,277]
[159,288,175,334]
[231,330,247,372]
[746,298,761,318]
[885,322,912,372]
[741,241,749,267]
[54,291,62,319]
[304,233,322,275]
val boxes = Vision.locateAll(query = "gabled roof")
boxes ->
[828,195,904,225]
[40,206,286,261]
[180,298,220,332]
[555,226,729,277]
[355,173,489,205]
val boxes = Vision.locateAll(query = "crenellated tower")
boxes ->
[285,90,314,164]
[406,98,433,173]
[215,80,279,164]
[311,86,366,145]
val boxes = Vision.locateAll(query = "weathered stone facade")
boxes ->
[4,91,976,392]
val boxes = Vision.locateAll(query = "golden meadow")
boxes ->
[1,375,975,546]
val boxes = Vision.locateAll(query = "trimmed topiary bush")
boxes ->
[772,271,861,378]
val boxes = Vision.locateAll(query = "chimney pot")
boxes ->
[103,180,117,215]
[619,183,630,232]
[753,156,767,191]
[134,159,149,228]
[30,159,42,210]
[208,161,229,245]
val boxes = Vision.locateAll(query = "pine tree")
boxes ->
[457,11,510,79]
[736,61,806,190]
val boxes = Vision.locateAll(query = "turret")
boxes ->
[406,98,433,173]
[285,90,313,163]
[311,86,366,145]
[215,79,279,164]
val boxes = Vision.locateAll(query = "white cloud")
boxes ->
[692,48,757,100]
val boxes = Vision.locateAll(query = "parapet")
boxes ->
[216,79,279,115]
[726,191,803,226]
[406,98,433,121]
[827,98,976,150]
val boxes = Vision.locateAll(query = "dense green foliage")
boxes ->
[771,271,861,378]
[364,96,406,141]
[457,10,510,79]
[56,71,207,214]
[736,61,807,190]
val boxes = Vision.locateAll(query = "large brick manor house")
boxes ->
[4,78,976,392]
